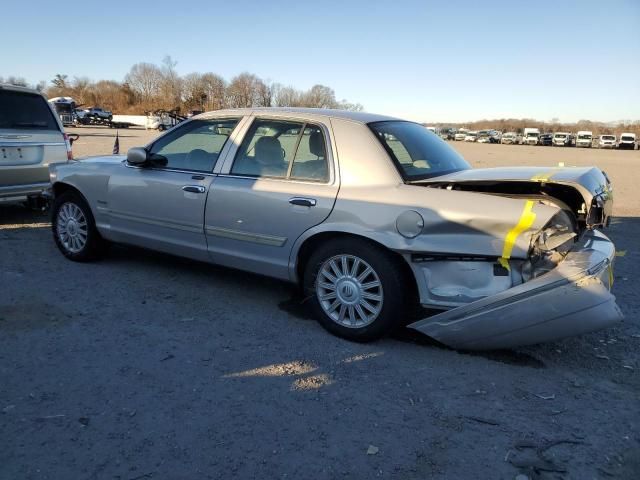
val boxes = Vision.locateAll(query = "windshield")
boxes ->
[369,121,470,180]
[555,134,567,139]
[578,134,591,139]
[621,136,634,141]
[0,90,59,130]
[526,132,539,137]
[52,103,73,114]
[602,136,615,141]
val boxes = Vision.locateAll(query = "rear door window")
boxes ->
[231,118,329,182]
[0,90,59,131]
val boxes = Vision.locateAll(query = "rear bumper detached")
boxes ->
[408,230,622,350]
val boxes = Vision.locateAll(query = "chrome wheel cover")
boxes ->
[316,254,383,328]
[56,202,88,253]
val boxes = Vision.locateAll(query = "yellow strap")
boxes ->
[499,200,537,271]
[531,169,558,182]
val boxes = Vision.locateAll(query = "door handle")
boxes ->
[182,185,206,194]
[289,197,317,207]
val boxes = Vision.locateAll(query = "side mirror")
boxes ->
[127,147,148,166]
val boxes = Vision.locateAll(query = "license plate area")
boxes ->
[0,145,43,166]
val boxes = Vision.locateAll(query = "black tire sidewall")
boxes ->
[303,238,407,342]
[51,192,102,262]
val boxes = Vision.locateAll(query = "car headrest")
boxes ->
[309,130,325,158]
[255,136,283,165]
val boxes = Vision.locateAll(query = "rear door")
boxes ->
[0,88,66,193]
[205,116,339,279]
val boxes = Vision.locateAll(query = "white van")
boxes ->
[598,135,616,149]
[618,133,637,150]
[522,127,540,145]
[576,131,593,148]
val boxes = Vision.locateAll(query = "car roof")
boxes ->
[0,83,44,96]
[198,107,400,124]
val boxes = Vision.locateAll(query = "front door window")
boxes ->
[149,118,240,172]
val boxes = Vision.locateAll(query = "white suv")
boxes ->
[598,135,616,149]
[0,84,72,205]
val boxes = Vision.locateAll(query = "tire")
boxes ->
[303,238,409,342]
[51,191,107,262]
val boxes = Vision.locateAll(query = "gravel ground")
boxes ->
[1,128,638,479]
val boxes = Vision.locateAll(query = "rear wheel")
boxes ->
[52,191,106,262]
[304,238,408,342]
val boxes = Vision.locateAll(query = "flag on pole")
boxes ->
[112,131,120,154]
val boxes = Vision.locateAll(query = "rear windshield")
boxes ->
[0,90,59,131]
[369,121,470,180]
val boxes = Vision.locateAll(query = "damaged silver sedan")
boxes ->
[48,108,622,349]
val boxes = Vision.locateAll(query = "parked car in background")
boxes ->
[538,133,553,146]
[464,131,478,142]
[477,132,491,143]
[553,132,572,146]
[501,132,518,144]
[598,134,617,149]
[85,107,113,121]
[48,107,620,350]
[438,128,455,141]
[576,131,593,148]
[454,129,468,141]
[522,127,540,145]
[0,84,73,206]
[488,130,502,143]
[618,133,637,150]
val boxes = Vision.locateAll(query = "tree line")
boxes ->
[1,56,362,115]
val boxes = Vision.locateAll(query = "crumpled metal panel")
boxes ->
[408,230,623,350]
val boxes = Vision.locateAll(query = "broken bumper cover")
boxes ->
[408,230,622,350]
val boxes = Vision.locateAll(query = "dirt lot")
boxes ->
[1,126,639,479]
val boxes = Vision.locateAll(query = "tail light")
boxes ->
[63,133,73,160]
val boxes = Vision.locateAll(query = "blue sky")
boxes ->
[3,0,639,123]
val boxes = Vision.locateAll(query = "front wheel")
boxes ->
[52,191,107,261]
[304,239,409,342]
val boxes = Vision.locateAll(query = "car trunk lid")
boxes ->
[410,166,613,229]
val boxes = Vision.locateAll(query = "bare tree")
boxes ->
[51,74,68,89]
[160,55,182,110]
[302,84,337,108]
[201,73,226,110]
[125,63,163,104]
[272,84,302,107]
[226,72,263,108]
[255,79,272,107]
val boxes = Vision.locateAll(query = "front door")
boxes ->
[205,117,339,279]
[106,117,242,261]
